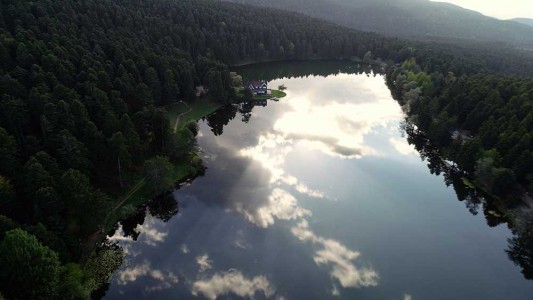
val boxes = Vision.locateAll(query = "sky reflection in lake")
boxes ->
[104,68,533,300]
[271,73,404,159]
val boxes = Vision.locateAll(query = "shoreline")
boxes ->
[83,88,289,261]
[81,98,224,264]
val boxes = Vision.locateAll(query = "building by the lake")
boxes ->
[247,80,268,95]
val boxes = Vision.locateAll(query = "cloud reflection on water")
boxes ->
[237,187,311,228]
[107,216,171,261]
[271,73,403,160]
[239,133,325,200]
[389,137,418,156]
[117,261,179,293]
[191,269,274,300]
[196,254,213,273]
[291,220,379,293]
[108,72,396,299]
[234,74,387,294]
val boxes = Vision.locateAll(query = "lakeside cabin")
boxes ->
[247,80,268,95]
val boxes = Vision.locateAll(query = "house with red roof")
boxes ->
[247,80,268,95]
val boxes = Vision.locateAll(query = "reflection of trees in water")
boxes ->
[120,208,146,241]
[147,193,179,223]
[96,169,206,299]
[89,242,124,300]
[508,222,533,280]
[402,119,533,280]
[239,102,255,123]
[234,59,383,82]
[218,60,383,130]
[206,104,238,136]
[118,172,207,239]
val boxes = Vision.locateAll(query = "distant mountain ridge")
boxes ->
[512,18,533,27]
[226,0,533,47]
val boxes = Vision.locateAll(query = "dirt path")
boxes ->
[174,101,192,131]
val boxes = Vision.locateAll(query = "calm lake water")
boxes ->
[104,62,533,299]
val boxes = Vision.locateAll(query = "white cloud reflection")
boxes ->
[118,261,179,292]
[107,224,140,257]
[234,74,382,293]
[389,137,417,156]
[291,220,379,290]
[197,254,213,273]
[109,217,168,247]
[240,133,325,199]
[142,225,168,246]
[272,74,403,159]
[237,188,311,228]
[191,269,274,300]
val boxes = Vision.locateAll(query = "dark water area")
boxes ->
[103,62,533,299]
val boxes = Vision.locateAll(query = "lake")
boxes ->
[103,62,533,299]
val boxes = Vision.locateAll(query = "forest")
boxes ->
[387,59,533,197]
[386,59,533,279]
[0,0,531,299]
[0,0,405,298]
[226,0,533,47]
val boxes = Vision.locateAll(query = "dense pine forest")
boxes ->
[0,0,532,299]
[387,60,533,198]
[0,0,404,298]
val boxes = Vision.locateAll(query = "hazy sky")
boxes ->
[432,0,533,19]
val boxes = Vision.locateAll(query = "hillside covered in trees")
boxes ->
[227,0,533,47]
[512,18,533,27]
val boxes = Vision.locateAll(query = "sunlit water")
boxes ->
[104,68,533,299]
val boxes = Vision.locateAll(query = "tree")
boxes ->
[492,168,517,197]
[0,176,15,216]
[163,69,179,103]
[120,114,142,161]
[59,169,112,236]
[57,130,90,173]
[242,88,254,102]
[57,264,90,300]
[0,215,17,240]
[143,156,174,194]
[207,70,227,102]
[230,72,243,87]
[84,244,124,293]
[144,67,161,103]
[21,157,56,220]
[0,127,17,174]
[0,97,27,145]
[0,229,61,299]
[363,50,374,62]
[108,132,131,187]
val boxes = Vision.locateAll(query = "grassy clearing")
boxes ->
[105,155,202,230]
[177,98,221,128]
[254,89,287,100]
[165,102,190,122]
[272,89,287,98]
